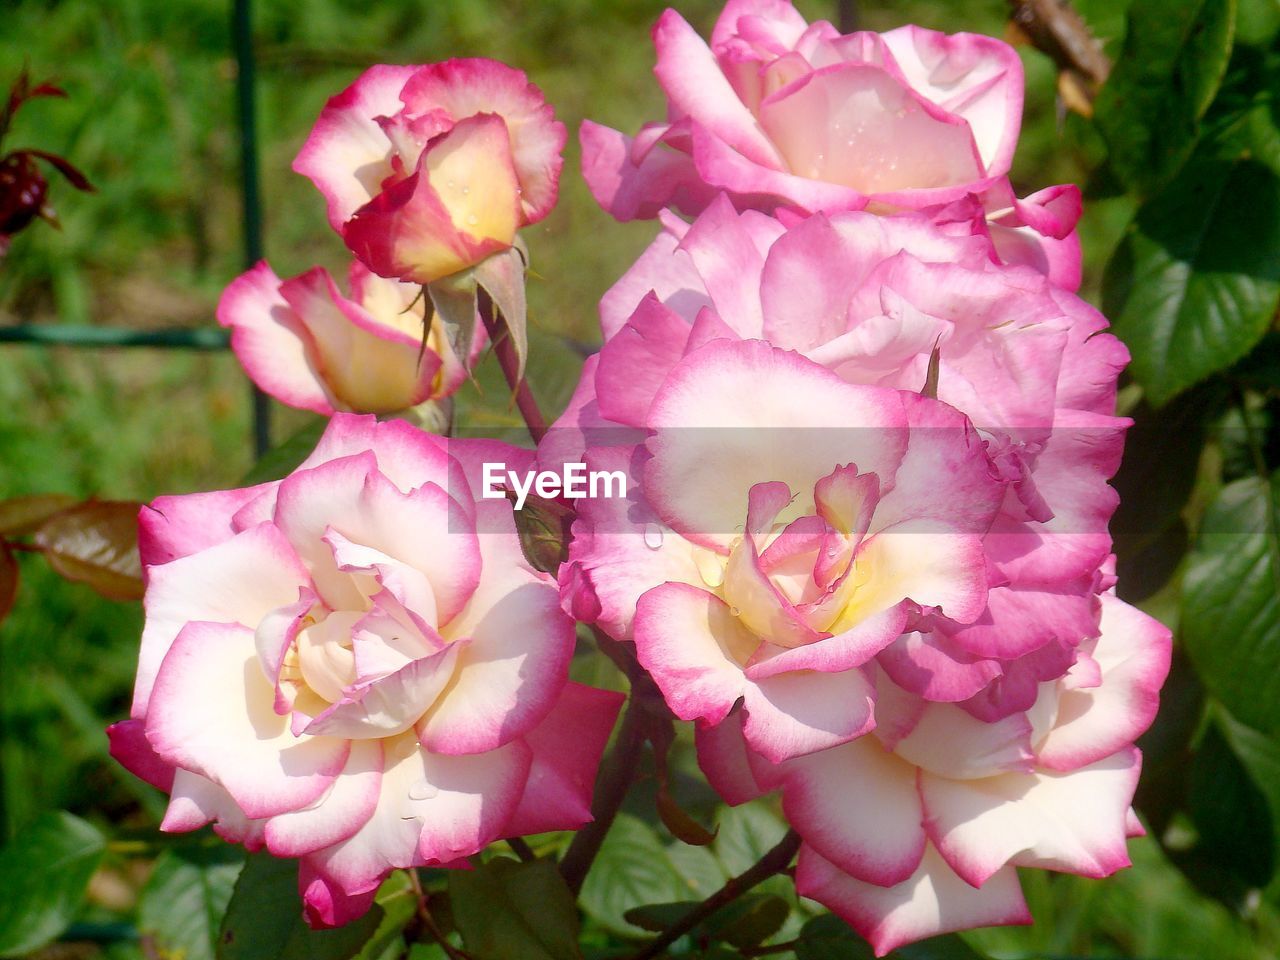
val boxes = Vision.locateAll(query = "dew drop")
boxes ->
[643,523,664,550]
[729,605,741,617]
[695,551,725,588]
[466,213,479,226]
[408,779,438,801]
[461,185,471,195]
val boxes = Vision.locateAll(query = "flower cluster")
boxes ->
[555,0,1169,952]
[219,58,565,416]
[112,0,1170,952]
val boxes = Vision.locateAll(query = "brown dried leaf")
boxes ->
[0,541,17,624]
[656,787,718,847]
[33,501,144,601]
[921,338,942,399]
[645,709,718,846]
[0,493,78,537]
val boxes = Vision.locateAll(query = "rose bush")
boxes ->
[295,58,566,284]
[217,258,480,416]
[108,415,622,924]
[80,1,1218,952]
[580,0,1082,287]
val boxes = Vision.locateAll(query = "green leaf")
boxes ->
[1173,719,1276,904]
[1237,0,1280,45]
[794,914,992,960]
[621,901,699,933]
[579,814,690,937]
[138,846,246,960]
[240,419,327,486]
[355,872,418,960]
[0,811,106,956]
[217,851,381,960]
[509,491,574,575]
[1095,0,1236,194]
[1241,54,1280,177]
[895,935,991,960]
[665,842,729,898]
[703,893,790,948]
[1112,384,1228,601]
[1183,474,1280,733]
[712,801,787,876]
[1217,708,1280,879]
[621,894,789,949]
[1134,650,1208,837]
[448,857,582,960]
[794,914,876,960]
[1198,43,1280,177]
[1232,331,1280,389]
[1104,158,1280,405]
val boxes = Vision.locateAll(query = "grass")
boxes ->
[0,0,1274,956]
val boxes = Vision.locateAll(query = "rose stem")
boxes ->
[625,830,803,960]
[408,869,472,960]
[506,837,537,862]
[557,687,648,895]
[476,287,547,444]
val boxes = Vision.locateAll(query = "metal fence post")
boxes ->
[232,0,272,458]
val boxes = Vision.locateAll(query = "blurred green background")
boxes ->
[0,0,1272,957]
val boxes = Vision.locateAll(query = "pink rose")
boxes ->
[699,583,1170,954]
[295,59,566,284]
[580,0,1082,287]
[558,336,1019,763]
[109,415,622,925]
[217,258,480,416]
[553,200,1129,722]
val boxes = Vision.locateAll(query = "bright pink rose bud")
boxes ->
[217,259,479,416]
[579,0,1080,285]
[698,580,1170,954]
[294,59,566,285]
[109,415,622,926]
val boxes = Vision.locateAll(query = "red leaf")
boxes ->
[0,493,78,537]
[24,150,94,192]
[0,541,18,624]
[33,501,144,601]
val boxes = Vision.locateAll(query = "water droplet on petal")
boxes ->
[729,605,741,617]
[408,779,438,801]
[643,523,664,550]
[695,551,725,588]
[466,214,479,226]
